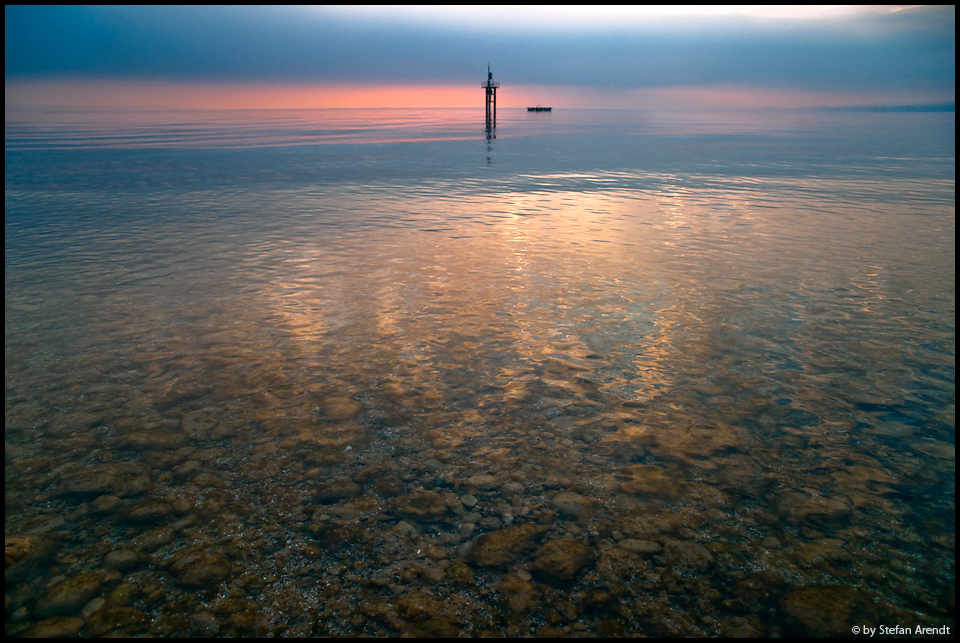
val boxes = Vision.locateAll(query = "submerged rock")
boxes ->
[130,526,175,551]
[88,494,124,515]
[5,535,60,584]
[20,616,85,638]
[777,491,853,524]
[311,525,362,552]
[105,582,139,607]
[719,615,765,638]
[169,547,232,588]
[531,538,594,585]
[374,475,406,497]
[318,396,364,421]
[731,572,788,610]
[32,570,104,618]
[618,464,684,498]
[316,480,363,503]
[493,575,539,615]
[445,562,476,587]
[83,606,150,637]
[781,585,878,637]
[122,500,177,524]
[118,429,187,450]
[172,459,202,481]
[226,610,268,636]
[760,536,782,550]
[103,548,145,571]
[583,589,619,616]
[390,492,462,523]
[353,461,399,483]
[411,617,460,638]
[618,538,661,555]
[795,538,850,567]
[595,548,649,583]
[158,377,212,407]
[56,464,149,498]
[466,474,499,491]
[396,592,444,622]
[549,491,596,519]
[190,609,221,637]
[467,523,549,567]
[180,410,217,441]
[662,539,714,571]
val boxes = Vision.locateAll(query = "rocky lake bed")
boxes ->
[5,373,955,636]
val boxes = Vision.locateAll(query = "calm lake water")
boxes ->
[5,107,955,637]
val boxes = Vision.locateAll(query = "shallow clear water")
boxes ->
[5,107,955,637]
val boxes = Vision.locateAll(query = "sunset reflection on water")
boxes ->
[5,107,954,637]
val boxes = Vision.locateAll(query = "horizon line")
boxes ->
[6,102,955,114]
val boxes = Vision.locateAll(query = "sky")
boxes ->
[4,5,955,110]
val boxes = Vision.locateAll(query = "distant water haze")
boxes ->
[5,78,956,111]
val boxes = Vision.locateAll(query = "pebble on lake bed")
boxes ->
[761,536,782,550]
[549,491,596,520]
[466,474,499,491]
[103,548,145,571]
[501,481,525,495]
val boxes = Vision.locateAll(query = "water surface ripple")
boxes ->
[5,107,955,637]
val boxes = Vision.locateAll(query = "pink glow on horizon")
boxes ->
[5,79,952,111]
[4,80,483,110]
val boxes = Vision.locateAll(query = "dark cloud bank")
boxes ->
[5,5,955,101]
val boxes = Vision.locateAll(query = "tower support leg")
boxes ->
[486,88,497,129]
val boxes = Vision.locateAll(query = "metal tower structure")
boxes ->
[482,65,499,130]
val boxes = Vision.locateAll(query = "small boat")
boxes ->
[527,106,552,112]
